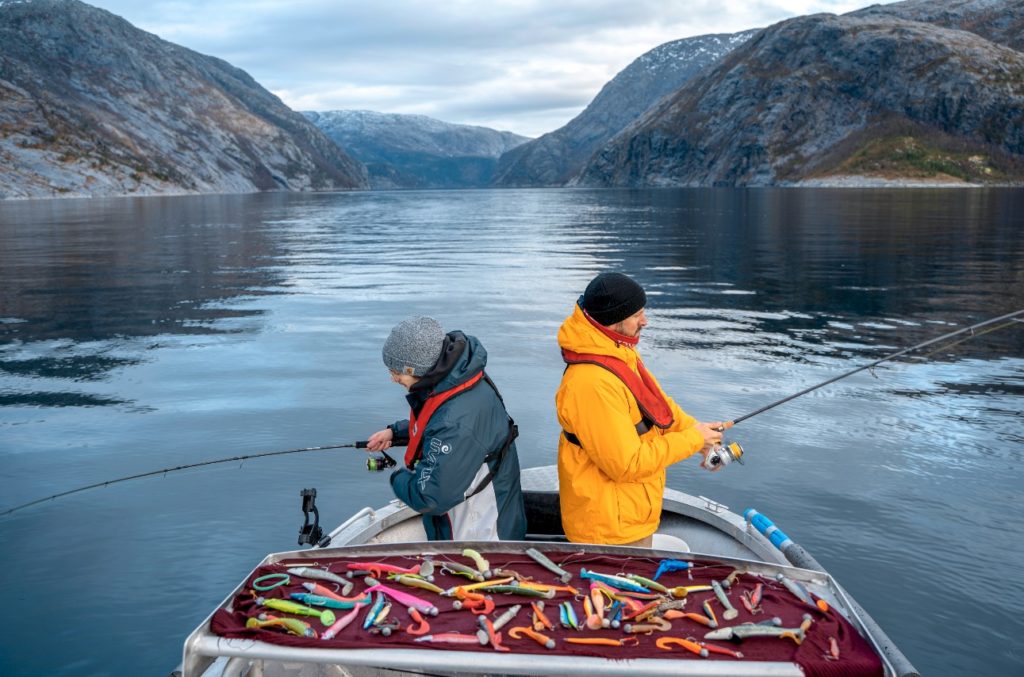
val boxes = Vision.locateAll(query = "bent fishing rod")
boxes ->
[700,307,1024,470]
[4,308,1022,515]
[724,307,1024,427]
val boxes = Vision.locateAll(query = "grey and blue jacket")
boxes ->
[388,331,527,541]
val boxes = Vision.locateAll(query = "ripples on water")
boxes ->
[0,188,1022,676]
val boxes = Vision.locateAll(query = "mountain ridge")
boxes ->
[0,0,368,199]
[573,8,1024,187]
[306,110,528,189]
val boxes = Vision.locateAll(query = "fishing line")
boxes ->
[726,308,1024,426]
[1,441,367,517]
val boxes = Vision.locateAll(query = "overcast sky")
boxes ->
[88,0,897,138]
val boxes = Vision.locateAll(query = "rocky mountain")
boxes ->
[0,0,368,199]
[491,31,758,187]
[574,7,1024,187]
[305,110,529,189]
[852,0,1024,50]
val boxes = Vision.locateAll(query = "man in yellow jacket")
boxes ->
[556,272,728,546]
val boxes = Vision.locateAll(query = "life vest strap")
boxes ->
[562,418,649,448]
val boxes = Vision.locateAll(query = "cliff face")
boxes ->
[491,31,757,187]
[574,10,1024,187]
[306,110,528,189]
[0,0,368,199]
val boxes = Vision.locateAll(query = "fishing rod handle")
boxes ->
[355,436,409,448]
[743,508,794,551]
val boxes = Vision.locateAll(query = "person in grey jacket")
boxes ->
[365,316,527,541]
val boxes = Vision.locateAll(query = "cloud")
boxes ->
[86,0,897,136]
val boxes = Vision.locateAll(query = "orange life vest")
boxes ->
[404,371,485,468]
[561,348,674,430]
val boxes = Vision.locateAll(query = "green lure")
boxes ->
[257,595,336,626]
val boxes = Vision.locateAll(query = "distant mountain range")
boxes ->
[573,1,1024,187]
[0,0,367,199]
[2,0,1021,198]
[305,110,529,189]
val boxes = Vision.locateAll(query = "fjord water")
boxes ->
[0,188,1021,676]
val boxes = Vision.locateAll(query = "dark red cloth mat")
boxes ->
[211,549,883,677]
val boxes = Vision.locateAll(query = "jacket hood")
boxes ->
[409,331,487,404]
[557,302,639,367]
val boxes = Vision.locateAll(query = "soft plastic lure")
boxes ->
[711,580,739,620]
[702,600,719,627]
[347,560,434,581]
[565,636,638,647]
[362,592,387,630]
[668,584,712,598]
[286,567,353,595]
[703,641,744,659]
[525,548,572,584]
[607,600,624,629]
[583,595,602,630]
[443,576,514,595]
[247,612,316,638]
[300,582,368,605]
[414,632,481,644]
[388,574,445,595]
[656,636,707,656]
[364,582,439,616]
[678,611,717,628]
[450,587,494,615]
[406,607,431,636]
[559,600,580,630]
[441,561,485,582]
[531,601,554,631]
[623,616,671,633]
[653,559,692,581]
[625,573,669,594]
[508,625,555,649]
[515,581,579,596]
[705,621,806,644]
[776,573,813,606]
[462,548,492,578]
[256,596,335,626]
[321,603,365,640]
[478,616,510,652]
[289,592,358,610]
[478,584,554,599]
[579,568,651,594]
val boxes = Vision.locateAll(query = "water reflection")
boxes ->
[0,188,1022,677]
[0,193,290,346]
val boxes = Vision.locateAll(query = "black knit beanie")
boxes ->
[581,272,647,326]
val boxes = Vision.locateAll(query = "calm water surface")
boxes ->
[1,188,1022,676]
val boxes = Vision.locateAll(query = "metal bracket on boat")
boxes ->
[297,488,326,547]
[697,496,728,514]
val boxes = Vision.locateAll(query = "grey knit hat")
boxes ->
[382,316,445,377]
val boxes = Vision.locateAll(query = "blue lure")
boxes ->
[653,559,692,581]
[362,592,387,630]
[289,592,358,610]
[579,567,651,593]
[607,600,624,629]
[559,600,580,629]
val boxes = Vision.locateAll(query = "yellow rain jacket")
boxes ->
[556,304,706,544]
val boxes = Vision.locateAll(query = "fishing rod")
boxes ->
[702,308,1024,470]
[0,440,382,517]
[5,310,1021,510]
